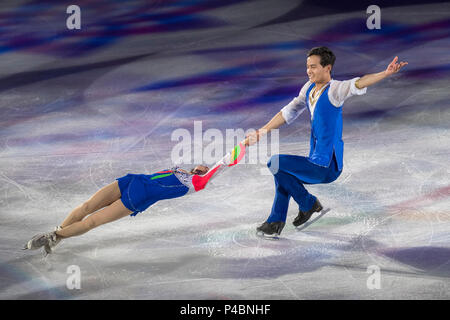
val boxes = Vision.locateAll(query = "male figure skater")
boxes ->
[245,47,407,237]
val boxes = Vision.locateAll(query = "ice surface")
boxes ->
[0,0,449,299]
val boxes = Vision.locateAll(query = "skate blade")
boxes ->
[22,240,32,250]
[295,208,330,231]
[256,231,280,240]
[22,233,43,251]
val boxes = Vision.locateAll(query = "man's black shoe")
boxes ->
[293,199,323,227]
[256,221,285,238]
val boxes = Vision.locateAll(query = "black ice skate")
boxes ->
[293,199,323,227]
[256,221,285,239]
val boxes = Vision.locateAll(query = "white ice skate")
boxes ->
[23,226,62,256]
[43,226,63,255]
[23,231,57,251]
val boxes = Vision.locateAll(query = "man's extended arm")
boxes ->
[356,56,408,89]
[244,81,310,146]
[260,111,286,133]
[244,111,286,146]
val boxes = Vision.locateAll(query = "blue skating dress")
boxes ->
[116,167,191,216]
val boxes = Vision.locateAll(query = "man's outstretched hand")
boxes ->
[244,131,257,147]
[356,56,409,89]
[385,56,408,76]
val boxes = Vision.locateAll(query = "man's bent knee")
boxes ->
[267,155,281,175]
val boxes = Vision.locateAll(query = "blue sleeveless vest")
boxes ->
[305,83,344,170]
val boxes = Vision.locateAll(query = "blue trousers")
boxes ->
[266,154,342,223]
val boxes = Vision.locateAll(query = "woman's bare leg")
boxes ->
[60,181,122,228]
[56,199,132,239]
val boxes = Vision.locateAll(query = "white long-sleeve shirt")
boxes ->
[281,77,367,124]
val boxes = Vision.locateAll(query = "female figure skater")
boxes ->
[23,141,246,255]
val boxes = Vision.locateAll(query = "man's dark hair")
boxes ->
[307,47,336,68]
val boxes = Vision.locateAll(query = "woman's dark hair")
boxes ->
[307,47,336,68]
[189,166,209,175]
